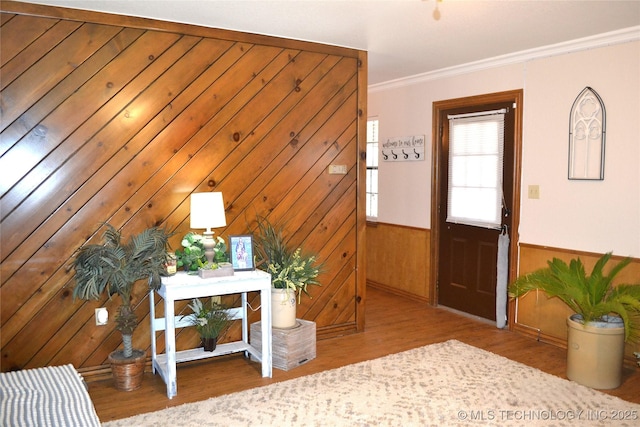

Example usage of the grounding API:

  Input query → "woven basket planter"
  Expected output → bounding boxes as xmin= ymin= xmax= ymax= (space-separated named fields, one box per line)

xmin=108 ymin=349 xmax=146 ymax=392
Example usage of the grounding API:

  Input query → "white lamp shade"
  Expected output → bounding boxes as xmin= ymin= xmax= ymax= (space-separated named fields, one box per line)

xmin=190 ymin=192 xmax=227 ymax=231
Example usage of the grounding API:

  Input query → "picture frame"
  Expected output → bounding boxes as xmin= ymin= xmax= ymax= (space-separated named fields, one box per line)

xmin=229 ymin=235 xmax=254 ymax=271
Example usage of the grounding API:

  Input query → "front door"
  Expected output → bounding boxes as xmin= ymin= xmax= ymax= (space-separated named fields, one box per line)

xmin=433 ymin=92 xmax=520 ymax=321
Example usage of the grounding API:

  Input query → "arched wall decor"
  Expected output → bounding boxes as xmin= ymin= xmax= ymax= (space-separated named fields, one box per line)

xmin=568 ymin=87 xmax=606 ymax=180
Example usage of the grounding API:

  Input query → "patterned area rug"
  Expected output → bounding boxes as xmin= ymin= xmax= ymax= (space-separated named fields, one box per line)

xmin=104 ymin=340 xmax=639 ymax=426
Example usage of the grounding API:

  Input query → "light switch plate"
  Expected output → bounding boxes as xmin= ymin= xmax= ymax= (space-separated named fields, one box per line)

xmin=328 ymin=164 xmax=347 ymax=174
xmin=528 ymin=185 xmax=540 ymax=199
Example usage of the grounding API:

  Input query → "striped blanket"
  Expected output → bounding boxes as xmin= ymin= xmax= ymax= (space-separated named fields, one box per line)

xmin=0 ymin=364 xmax=101 ymax=427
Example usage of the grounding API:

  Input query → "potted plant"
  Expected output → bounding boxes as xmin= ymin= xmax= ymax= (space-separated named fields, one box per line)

xmin=183 ymin=298 xmax=232 ymax=351
xmin=508 ymin=252 xmax=640 ymax=389
xmin=175 ymin=232 xmax=232 ymax=276
xmin=72 ymin=223 xmax=172 ymax=391
xmin=197 ymin=236 xmax=234 ymax=278
xmin=211 ymin=236 xmax=230 ymax=264
xmin=174 ymin=232 xmax=206 ymax=272
xmin=253 ymin=216 xmax=322 ymax=328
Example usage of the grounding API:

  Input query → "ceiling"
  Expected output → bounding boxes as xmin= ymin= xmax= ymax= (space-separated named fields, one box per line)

xmin=23 ymin=0 xmax=640 ymax=85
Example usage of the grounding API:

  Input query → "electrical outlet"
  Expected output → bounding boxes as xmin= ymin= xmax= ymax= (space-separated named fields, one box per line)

xmin=95 ymin=308 xmax=108 ymax=326
xmin=528 ymin=185 xmax=540 ymax=199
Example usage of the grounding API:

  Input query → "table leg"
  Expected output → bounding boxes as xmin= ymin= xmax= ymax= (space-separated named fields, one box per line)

xmin=149 ymin=291 xmax=157 ymax=374
xmin=165 ymin=297 xmax=177 ymax=398
xmin=261 ymin=287 xmax=272 ymax=378
xmin=241 ymin=292 xmax=248 ymax=344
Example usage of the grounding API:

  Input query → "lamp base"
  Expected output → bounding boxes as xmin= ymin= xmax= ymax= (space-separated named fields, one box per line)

xmin=202 ymin=231 xmax=215 ymax=264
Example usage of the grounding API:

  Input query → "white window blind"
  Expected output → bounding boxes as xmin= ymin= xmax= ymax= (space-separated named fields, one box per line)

xmin=447 ymin=109 xmax=506 ymax=229
xmin=366 ymin=119 xmax=379 ymax=219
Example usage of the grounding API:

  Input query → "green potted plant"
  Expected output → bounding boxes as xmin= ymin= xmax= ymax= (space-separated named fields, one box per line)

xmin=198 ymin=236 xmax=234 ymax=278
xmin=253 ymin=216 xmax=322 ymax=328
xmin=211 ymin=236 xmax=230 ymax=264
xmin=174 ymin=232 xmax=206 ymax=272
xmin=175 ymin=232 xmax=232 ymax=276
xmin=508 ymin=252 xmax=640 ymax=389
xmin=72 ymin=223 xmax=172 ymax=391
xmin=183 ymin=298 xmax=232 ymax=351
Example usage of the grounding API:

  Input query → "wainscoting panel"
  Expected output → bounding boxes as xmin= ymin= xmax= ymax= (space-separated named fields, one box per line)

xmin=366 ymin=222 xmax=431 ymax=302
xmin=0 ymin=1 xmax=367 ymax=373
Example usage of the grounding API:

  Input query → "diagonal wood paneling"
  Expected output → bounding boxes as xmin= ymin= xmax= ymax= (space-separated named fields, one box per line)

xmin=0 ymin=1 xmax=366 ymax=374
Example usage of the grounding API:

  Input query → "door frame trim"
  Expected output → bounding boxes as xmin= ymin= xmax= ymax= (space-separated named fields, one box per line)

xmin=430 ymin=89 xmax=524 ymax=330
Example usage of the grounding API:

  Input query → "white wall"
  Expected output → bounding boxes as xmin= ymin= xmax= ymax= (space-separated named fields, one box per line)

xmin=368 ymin=40 xmax=640 ymax=258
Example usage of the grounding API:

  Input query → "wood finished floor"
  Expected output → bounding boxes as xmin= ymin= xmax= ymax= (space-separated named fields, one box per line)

xmin=89 ymin=287 xmax=640 ymax=422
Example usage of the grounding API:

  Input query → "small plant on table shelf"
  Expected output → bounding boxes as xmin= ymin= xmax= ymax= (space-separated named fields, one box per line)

xmin=184 ymin=298 xmax=232 ymax=351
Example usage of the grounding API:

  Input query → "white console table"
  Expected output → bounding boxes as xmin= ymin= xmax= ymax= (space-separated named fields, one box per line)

xmin=150 ymin=270 xmax=272 ymax=398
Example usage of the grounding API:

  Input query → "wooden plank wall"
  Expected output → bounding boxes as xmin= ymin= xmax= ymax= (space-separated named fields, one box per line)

xmin=0 ymin=1 xmax=367 ymax=373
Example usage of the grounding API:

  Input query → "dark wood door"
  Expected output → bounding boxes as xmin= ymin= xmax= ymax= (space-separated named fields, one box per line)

xmin=437 ymin=101 xmax=515 ymax=321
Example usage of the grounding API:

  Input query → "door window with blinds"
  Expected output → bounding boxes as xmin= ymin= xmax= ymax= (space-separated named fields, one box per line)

xmin=366 ymin=118 xmax=379 ymax=219
xmin=447 ymin=109 xmax=506 ymax=229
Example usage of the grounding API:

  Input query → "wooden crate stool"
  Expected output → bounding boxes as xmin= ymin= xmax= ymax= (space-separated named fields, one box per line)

xmin=250 ymin=319 xmax=316 ymax=371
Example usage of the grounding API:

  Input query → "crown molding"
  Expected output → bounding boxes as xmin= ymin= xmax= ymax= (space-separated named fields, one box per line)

xmin=369 ymin=26 xmax=640 ymax=93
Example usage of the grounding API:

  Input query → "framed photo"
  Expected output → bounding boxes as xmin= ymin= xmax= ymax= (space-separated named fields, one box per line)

xmin=229 ymin=235 xmax=254 ymax=271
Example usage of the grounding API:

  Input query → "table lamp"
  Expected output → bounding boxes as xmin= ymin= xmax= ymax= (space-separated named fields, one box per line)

xmin=190 ymin=192 xmax=227 ymax=263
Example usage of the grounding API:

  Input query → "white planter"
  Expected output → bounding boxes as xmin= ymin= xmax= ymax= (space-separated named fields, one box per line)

xmin=566 ymin=314 xmax=625 ymax=389
xmin=271 ymin=288 xmax=297 ymax=329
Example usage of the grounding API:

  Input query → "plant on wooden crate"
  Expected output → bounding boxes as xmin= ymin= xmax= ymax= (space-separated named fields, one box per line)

xmin=72 ymin=223 xmax=172 ymax=390
xmin=252 ymin=215 xmax=324 ymax=329
xmin=253 ymin=216 xmax=322 ymax=303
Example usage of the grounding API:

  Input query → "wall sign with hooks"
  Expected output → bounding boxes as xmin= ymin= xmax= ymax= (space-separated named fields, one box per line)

xmin=381 ymin=135 xmax=425 ymax=162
